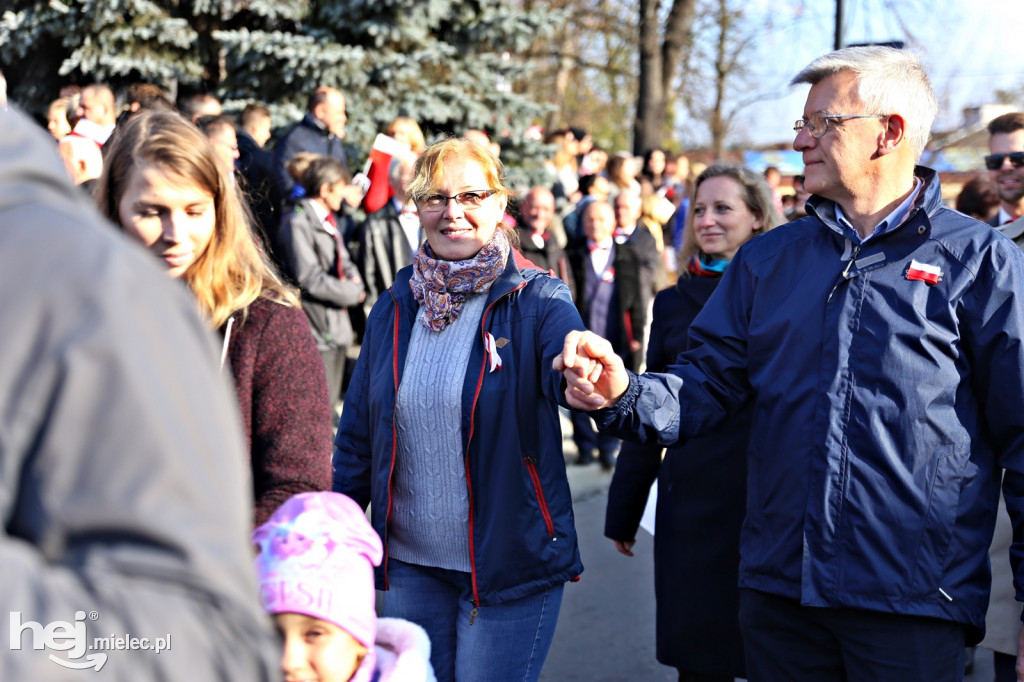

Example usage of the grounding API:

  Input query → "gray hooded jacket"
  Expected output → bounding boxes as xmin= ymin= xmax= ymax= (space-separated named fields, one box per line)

xmin=0 ymin=107 xmax=278 ymax=679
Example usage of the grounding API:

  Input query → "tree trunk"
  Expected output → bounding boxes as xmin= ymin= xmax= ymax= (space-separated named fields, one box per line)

xmin=634 ymin=0 xmax=697 ymax=156
xmin=710 ymin=0 xmax=729 ymax=160
xmin=548 ymin=28 xmax=579 ymax=132
xmin=634 ymin=0 xmax=663 ymax=156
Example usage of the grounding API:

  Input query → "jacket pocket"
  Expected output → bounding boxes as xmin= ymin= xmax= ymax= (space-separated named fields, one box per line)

xmin=524 ymin=456 xmax=555 ymax=538
xmin=911 ymin=442 xmax=970 ymax=590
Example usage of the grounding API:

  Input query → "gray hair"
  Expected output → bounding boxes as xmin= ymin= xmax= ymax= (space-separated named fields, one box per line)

xmin=790 ymin=46 xmax=937 ymax=160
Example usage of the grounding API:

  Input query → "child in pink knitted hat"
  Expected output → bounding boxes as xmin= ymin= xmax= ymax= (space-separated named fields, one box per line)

xmin=254 ymin=492 xmax=435 ymax=682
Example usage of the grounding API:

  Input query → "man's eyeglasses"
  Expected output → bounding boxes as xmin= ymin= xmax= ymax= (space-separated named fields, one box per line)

xmin=793 ymin=113 xmax=887 ymax=139
xmin=984 ymin=152 xmax=1024 ymax=171
xmin=417 ymin=189 xmax=497 ymax=211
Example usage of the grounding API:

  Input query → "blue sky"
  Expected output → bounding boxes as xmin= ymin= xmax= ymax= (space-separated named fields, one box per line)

xmin=700 ymin=0 xmax=1024 ymax=147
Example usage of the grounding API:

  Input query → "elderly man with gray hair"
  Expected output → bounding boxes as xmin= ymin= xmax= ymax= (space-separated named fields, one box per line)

xmin=556 ymin=45 xmax=1024 ymax=681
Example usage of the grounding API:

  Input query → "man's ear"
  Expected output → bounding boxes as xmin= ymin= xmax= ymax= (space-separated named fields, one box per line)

xmin=878 ymin=114 xmax=907 ymax=156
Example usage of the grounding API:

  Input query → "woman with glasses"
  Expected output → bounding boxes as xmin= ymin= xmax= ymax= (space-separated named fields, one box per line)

xmin=334 ymin=137 xmax=586 ymax=682
xmin=605 ymin=164 xmax=781 ymax=682
xmin=277 ymin=155 xmax=366 ymax=404
xmin=96 ymin=111 xmax=333 ymax=527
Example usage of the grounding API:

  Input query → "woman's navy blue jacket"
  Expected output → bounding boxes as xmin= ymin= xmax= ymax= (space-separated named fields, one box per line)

xmin=606 ymin=274 xmax=750 ymax=676
xmin=334 ymin=251 xmax=585 ymax=606
xmin=596 ymin=167 xmax=1024 ymax=642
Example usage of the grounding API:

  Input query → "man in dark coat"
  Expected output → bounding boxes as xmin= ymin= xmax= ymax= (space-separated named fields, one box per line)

xmin=565 ymin=200 xmax=645 ymax=469
xmin=271 ymin=86 xmax=362 ymax=211
xmin=559 ymin=46 xmax=1024 ymax=680
xmin=516 ymin=186 xmax=573 ymax=295
xmin=236 ymin=103 xmax=279 ymax=259
xmin=612 ymin=189 xmax=660 ymax=303
xmin=356 ymin=153 xmax=420 ymax=322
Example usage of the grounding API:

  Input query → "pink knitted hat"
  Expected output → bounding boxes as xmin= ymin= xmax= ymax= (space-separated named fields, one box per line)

xmin=253 ymin=492 xmax=383 ymax=651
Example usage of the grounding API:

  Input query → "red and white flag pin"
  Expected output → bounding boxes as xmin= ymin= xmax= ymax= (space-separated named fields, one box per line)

xmin=906 ymin=259 xmax=942 ymax=285
xmin=484 ymin=332 xmax=503 ymax=373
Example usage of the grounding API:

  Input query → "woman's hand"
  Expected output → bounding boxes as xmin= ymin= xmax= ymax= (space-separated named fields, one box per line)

xmin=553 ymin=330 xmax=630 ymax=410
xmin=612 ymin=539 xmax=636 ymax=557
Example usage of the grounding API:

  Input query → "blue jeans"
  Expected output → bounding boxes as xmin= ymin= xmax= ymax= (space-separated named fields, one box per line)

xmin=381 ymin=559 xmax=564 ymax=682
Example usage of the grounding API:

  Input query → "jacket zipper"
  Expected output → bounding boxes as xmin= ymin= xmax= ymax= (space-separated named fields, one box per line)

xmin=828 ymin=243 xmax=861 ymax=302
xmin=523 ymin=456 xmax=555 ymax=537
xmin=465 ymin=280 xmax=528 ymax=616
xmin=383 ymin=289 xmax=401 ymax=590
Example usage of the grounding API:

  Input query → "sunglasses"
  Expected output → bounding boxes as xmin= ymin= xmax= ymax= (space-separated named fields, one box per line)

xmin=984 ymin=152 xmax=1024 ymax=171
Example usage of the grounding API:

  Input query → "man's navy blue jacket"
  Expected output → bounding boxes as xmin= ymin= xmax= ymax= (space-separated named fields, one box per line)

xmin=596 ymin=167 xmax=1024 ymax=642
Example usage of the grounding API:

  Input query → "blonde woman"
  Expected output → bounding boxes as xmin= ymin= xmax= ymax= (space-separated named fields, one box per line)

xmin=335 ymin=137 xmax=585 ymax=682
xmin=96 ymin=111 xmax=332 ymax=526
xmin=605 ymin=164 xmax=781 ymax=680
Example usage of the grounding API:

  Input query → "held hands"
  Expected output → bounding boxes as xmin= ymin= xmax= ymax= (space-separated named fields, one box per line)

xmin=552 ymin=330 xmax=630 ymax=411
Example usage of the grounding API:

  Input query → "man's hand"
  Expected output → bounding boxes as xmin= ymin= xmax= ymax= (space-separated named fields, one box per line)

xmin=553 ymin=330 xmax=630 ymax=410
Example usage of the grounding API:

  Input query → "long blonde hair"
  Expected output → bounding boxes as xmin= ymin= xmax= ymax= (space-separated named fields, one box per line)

xmin=96 ymin=111 xmax=298 ymax=327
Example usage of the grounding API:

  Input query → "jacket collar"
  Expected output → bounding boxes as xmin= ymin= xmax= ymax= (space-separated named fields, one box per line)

xmin=807 ymin=165 xmax=941 ymax=243
xmin=301 ymin=113 xmax=331 ymax=137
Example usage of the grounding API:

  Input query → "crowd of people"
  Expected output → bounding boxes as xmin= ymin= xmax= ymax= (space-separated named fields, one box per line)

xmin=4 ymin=42 xmax=1024 ymax=682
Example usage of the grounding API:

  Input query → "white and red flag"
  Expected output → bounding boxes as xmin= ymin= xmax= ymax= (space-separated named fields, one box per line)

xmin=359 ymin=133 xmax=413 ymax=213
xmin=906 ymin=259 xmax=942 ymax=285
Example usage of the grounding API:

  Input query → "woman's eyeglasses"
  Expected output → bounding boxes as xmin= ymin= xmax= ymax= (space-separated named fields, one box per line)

xmin=417 ymin=189 xmax=497 ymax=211
xmin=984 ymin=152 xmax=1024 ymax=171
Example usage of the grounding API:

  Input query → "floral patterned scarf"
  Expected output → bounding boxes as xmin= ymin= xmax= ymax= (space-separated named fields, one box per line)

xmin=409 ymin=228 xmax=511 ymax=332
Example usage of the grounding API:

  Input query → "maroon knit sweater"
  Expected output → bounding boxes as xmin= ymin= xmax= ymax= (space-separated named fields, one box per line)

xmin=225 ymin=295 xmax=333 ymax=526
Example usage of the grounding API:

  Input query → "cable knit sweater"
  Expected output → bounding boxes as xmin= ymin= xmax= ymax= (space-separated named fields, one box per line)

xmin=389 ymin=294 xmax=487 ymax=571
xmin=224 ymin=295 xmax=334 ymax=526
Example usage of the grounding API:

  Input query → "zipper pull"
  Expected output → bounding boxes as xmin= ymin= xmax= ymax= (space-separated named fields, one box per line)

xmin=842 ymin=244 xmax=861 ymax=279
xmin=469 ymin=607 xmax=478 ymax=626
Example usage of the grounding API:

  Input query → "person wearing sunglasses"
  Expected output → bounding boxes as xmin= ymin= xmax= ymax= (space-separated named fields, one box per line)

xmin=334 ymin=137 xmax=586 ymax=682
xmin=556 ymin=45 xmax=1024 ymax=682
xmin=974 ymin=111 xmax=1024 ymax=682
xmin=985 ymin=112 xmax=1024 ymax=230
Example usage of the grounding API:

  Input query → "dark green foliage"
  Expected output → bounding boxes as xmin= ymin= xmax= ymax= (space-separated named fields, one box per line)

xmin=1 ymin=0 xmax=559 ymax=182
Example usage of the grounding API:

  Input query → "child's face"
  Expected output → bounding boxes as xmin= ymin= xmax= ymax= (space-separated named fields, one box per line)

xmin=276 ymin=613 xmax=367 ymax=682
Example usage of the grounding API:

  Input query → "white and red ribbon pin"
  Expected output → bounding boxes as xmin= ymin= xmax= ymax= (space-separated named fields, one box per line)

xmin=484 ymin=332 xmax=503 ymax=373
xmin=907 ymin=259 xmax=942 ymax=285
